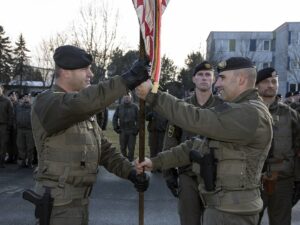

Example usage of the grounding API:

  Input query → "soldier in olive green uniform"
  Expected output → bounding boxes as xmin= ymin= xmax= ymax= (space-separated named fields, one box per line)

xmin=16 ymin=93 xmax=35 ymax=168
xmin=163 ymin=61 xmax=223 ymax=225
xmin=255 ymin=67 xmax=300 ymax=225
xmin=146 ymin=110 xmax=168 ymax=158
xmin=113 ymin=93 xmax=139 ymax=161
xmin=31 ymin=45 xmax=149 ymax=225
xmin=0 ymin=85 xmax=14 ymax=168
xmin=7 ymin=91 xmax=19 ymax=164
xmin=135 ymin=57 xmax=273 ymax=225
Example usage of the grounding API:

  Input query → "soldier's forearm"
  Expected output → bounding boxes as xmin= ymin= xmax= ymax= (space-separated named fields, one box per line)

xmin=151 ymin=140 xmax=192 ymax=171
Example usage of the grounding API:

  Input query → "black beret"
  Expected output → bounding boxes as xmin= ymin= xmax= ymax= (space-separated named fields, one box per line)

xmin=285 ymin=91 xmax=294 ymax=98
xmin=53 ymin=45 xmax=93 ymax=70
xmin=217 ymin=57 xmax=255 ymax=73
xmin=193 ymin=61 xmax=213 ymax=76
xmin=256 ymin=67 xmax=277 ymax=84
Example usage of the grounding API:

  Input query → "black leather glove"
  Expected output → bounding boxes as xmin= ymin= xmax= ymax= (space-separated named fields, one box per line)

xmin=128 ymin=170 xmax=150 ymax=192
xmin=121 ymin=59 xmax=150 ymax=90
xmin=292 ymin=181 xmax=300 ymax=206
xmin=113 ymin=126 xmax=121 ymax=134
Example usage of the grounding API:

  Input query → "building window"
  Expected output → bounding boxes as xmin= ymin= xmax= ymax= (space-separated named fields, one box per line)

xmin=287 ymin=56 xmax=290 ymax=70
xmin=219 ymin=40 xmax=229 ymax=52
xmin=291 ymin=60 xmax=300 ymax=70
xmin=288 ymin=31 xmax=292 ymax=45
xmin=298 ymin=32 xmax=300 ymax=44
xmin=229 ymin=39 xmax=236 ymax=52
xmin=263 ymin=62 xmax=271 ymax=68
xmin=263 ymin=40 xmax=271 ymax=51
xmin=290 ymin=83 xmax=296 ymax=92
xmin=250 ymin=39 xmax=256 ymax=51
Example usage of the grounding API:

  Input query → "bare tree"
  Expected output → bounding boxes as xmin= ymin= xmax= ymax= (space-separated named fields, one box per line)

xmin=34 ymin=0 xmax=120 ymax=84
xmin=34 ymin=34 xmax=69 ymax=86
xmin=70 ymin=0 xmax=120 ymax=83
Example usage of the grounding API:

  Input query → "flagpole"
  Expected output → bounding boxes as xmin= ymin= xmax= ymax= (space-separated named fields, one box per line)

xmin=138 ymin=30 xmax=146 ymax=225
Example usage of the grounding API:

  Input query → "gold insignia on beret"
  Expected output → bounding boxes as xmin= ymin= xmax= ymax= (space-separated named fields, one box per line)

xmin=204 ymin=63 xmax=211 ymax=69
xmin=168 ymin=125 xmax=175 ymax=137
xmin=217 ymin=61 xmax=227 ymax=70
xmin=271 ymin=71 xmax=277 ymax=76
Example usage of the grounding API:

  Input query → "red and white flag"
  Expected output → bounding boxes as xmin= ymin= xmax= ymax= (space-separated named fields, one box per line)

xmin=132 ymin=0 xmax=170 ymax=93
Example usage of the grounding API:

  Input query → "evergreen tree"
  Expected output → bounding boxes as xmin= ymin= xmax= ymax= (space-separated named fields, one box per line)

xmin=13 ymin=33 xmax=30 ymax=82
xmin=0 ymin=26 xmax=13 ymax=83
xmin=178 ymin=51 xmax=204 ymax=91
xmin=160 ymin=55 xmax=177 ymax=91
xmin=107 ymin=48 xmax=138 ymax=78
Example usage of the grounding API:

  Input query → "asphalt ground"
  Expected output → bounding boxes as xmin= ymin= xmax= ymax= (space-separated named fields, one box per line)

xmin=1 ymin=164 xmax=300 ymax=225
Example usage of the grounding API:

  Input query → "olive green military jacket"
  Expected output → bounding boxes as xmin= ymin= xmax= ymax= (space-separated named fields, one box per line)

xmin=146 ymin=88 xmax=273 ymax=214
xmin=268 ymin=97 xmax=300 ymax=180
xmin=32 ymin=76 xmax=133 ymax=190
xmin=0 ymin=95 xmax=13 ymax=126
xmin=162 ymin=94 xmax=223 ymax=178
xmin=113 ymin=102 xmax=139 ymax=132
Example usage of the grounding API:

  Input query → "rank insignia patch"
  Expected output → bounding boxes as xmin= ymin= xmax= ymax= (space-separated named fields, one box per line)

xmin=168 ymin=125 xmax=175 ymax=137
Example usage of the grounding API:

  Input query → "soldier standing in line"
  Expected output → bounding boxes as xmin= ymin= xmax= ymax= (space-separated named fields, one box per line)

xmin=15 ymin=93 xmax=35 ymax=168
xmin=0 ymin=84 xmax=13 ymax=168
xmin=146 ymin=110 xmax=168 ymax=158
xmin=96 ymin=107 xmax=108 ymax=130
xmin=162 ymin=61 xmax=223 ymax=225
xmin=31 ymin=45 xmax=149 ymax=225
xmin=284 ymin=91 xmax=295 ymax=105
xmin=135 ymin=57 xmax=273 ymax=225
xmin=255 ymin=67 xmax=300 ymax=225
xmin=289 ymin=91 xmax=300 ymax=113
xmin=7 ymin=91 xmax=19 ymax=163
xmin=113 ymin=93 xmax=139 ymax=161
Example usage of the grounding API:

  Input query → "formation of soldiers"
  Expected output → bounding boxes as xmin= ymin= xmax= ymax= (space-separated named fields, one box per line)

xmin=0 ymin=87 xmax=37 ymax=169
xmin=135 ymin=58 xmax=300 ymax=225
xmin=1 ymin=44 xmax=300 ymax=225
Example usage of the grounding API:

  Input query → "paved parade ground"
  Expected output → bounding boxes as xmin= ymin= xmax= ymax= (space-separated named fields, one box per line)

xmin=1 ymin=164 xmax=300 ymax=225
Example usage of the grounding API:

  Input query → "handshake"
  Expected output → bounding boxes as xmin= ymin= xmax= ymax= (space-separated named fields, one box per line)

xmin=128 ymin=157 xmax=156 ymax=192
xmin=128 ymin=170 xmax=150 ymax=193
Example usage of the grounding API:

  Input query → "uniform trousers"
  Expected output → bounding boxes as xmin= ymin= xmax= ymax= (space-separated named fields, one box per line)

xmin=178 ymin=173 xmax=204 ymax=225
xmin=119 ymin=130 xmax=136 ymax=161
xmin=47 ymin=199 xmax=89 ymax=225
xmin=8 ymin=127 xmax=18 ymax=160
xmin=258 ymin=177 xmax=294 ymax=225
xmin=0 ymin=124 xmax=9 ymax=157
xmin=149 ymin=131 xmax=165 ymax=158
xmin=203 ymin=208 xmax=259 ymax=225
xmin=17 ymin=128 xmax=35 ymax=162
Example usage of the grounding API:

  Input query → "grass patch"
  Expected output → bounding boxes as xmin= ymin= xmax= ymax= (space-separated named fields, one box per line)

xmin=103 ymin=120 xmax=150 ymax=159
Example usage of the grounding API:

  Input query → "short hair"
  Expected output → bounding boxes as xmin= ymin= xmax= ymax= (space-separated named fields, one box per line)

xmin=54 ymin=65 xmax=62 ymax=78
xmin=233 ymin=67 xmax=257 ymax=87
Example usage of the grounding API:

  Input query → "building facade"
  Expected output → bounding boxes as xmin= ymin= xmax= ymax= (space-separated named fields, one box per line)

xmin=206 ymin=22 xmax=300 ymax=95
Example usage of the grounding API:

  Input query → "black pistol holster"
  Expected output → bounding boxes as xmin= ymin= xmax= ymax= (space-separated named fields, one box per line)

xmin=22 ymin=187 xmax=54 ymax=225
xmin=190 ymin=148 xmax=216 ymax=192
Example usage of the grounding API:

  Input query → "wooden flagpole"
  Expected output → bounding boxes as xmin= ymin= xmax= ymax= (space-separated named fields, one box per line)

xmin=138 ymin=30 xmax=146 ymax=225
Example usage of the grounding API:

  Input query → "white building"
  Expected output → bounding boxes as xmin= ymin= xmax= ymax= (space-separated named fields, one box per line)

xmin=206 ymin=22 xmax=300 ymax=95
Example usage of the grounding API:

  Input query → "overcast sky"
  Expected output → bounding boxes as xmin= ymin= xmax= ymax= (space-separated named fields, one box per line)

xmin=1 ymin=0 xmax=299 ymax=67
